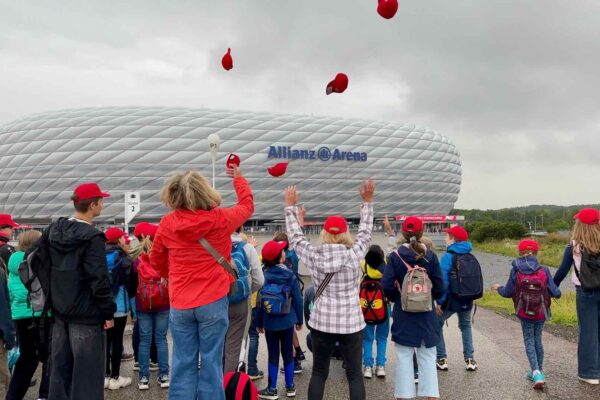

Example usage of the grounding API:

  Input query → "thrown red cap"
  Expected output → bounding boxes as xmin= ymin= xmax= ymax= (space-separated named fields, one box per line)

xmin=0 ymin=214 xmax=20 ymax=229
xmin=402 ymin=216 xmax=423 ymax=233
xmin=72 ymin=183 xmax=110 ymax=202
xmin=261 ymin=240 xmax=288 ymax=262
xmin=377 ymin=0 xmax=399 ymax=19
xmin=134 ymin=222 xmax=159 ymax=239
xmin=324 ymin=215 xmax=348 ymax=235
xmin=326 ymin=73 xmax=349 ymax=95
xmin=444 ymin=226 xmax=469 ymax=242
xmin=519 ymin=239 xmax=539 ymax=252
xmin=574 ymin=208 xmax=600 ymax=225
xmin=267 ymin=162 xmax=288 ymax=177
xmin=105 ymin=227 xmax=126 ymax=243
xmin=226 ymin=153 xmax=241 ymax=169
xmin=222 ymin=48 xmax=233 ymax=71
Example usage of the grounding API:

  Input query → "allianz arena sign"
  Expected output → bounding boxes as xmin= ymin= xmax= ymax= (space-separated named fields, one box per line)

xmin=267 ymin=145 xmax=368 ymax=162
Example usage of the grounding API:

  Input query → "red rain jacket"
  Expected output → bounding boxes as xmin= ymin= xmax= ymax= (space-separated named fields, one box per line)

xmin=150 ymin=177 xmax=254 ymax=309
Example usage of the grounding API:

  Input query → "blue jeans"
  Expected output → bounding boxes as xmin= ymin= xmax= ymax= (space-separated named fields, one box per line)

xmin=247 ymin=307 xmax=260 ymax=375
xmin=437 ymin=309 xmax=474 ymax=360
xmin=169 ymin=296 xmax=229 ymax=400
xmin=394 ymin=343 xmax=439 ymax=399
xmin=363 ymin=317 xmax=390 ymax=367
xmin=138 ymin=310 xmax=170 ymax=378
xmin=576 ymin=287 xmax=600 ymax=379
xmin=520 ymin=320 xmax=544 ymax=372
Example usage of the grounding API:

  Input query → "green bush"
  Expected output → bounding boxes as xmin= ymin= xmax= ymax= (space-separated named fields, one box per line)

xmin=467 ymin=221 xmax=527 ymax=242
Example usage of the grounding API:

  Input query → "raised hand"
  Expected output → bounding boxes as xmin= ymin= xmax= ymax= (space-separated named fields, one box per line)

xmin=248 ymin=235 xmax=260 ymax=248
xmin=383 ymin=215 xmax=394 ymax=236
xmin=359 ymin=179 xmax=376 ymax=203
xmin=226 ymin=165 xmax=242 ymax=179
xmin=285 ymin=186 xmax=298 ymax=207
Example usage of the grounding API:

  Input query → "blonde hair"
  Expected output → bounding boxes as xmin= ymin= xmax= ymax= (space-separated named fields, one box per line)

xmin=160 ymin=170 xmax=222 ymax=211
xmin=239 ymin=232 xmax=249 ymax=242
xmin=319 ymin=230 xmax=354 ymax=249
xmin=402 ymin=231 xmax=426 ymax=260
xmin=572 ymin=220 xmax=600 ymax=255
xmin=421 ymin=235 xmax=435 ymax=251
xmin=519 ymin=250 xmax=538 ymax=257
xmin=141 ymin=236 xmax=153 ymax=254
xmin=17 ymin=230 xmax=42 ymax=252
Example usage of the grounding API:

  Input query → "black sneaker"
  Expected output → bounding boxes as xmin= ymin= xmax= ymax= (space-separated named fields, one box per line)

xmin=465 ymin=358 xmax=478 ymax=371
xmin=280 ymin=363 xmax=303 ymax=375
xmin=248 ymin=370 xmax=264 ymax=381
xmin=286 ymin=384 xmax=296 ymax=398
xmin=258 ymin=387 xmax=279 ymax=399
xmin=295 ymin=349 xmax=306 ymax=361
xmin=436 ymin=358 xmax=449 ymax=371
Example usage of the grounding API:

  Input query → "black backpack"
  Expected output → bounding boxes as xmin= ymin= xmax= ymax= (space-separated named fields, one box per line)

xmin=449 ymin=252 xmax=484 ymax=302
xmin=577 ymin=249 xmax=600 ymax=290
xmin=18 ymin=234 xmax=52 ymax=316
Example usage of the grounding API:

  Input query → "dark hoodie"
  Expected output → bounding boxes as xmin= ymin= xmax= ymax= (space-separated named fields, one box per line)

xmin=257 ymin=264 xmax=303 ymax=331
xmin=498 ymin=256 xmax=561 ymax=301
xmin=382 ymin=243 xmax=444 ymax=348
xmin=47 ymin=217 xmax=116 ymax=325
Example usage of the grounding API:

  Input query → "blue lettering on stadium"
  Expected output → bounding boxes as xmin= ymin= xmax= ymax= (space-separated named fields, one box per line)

xmin=267 ymin=146 xmax=367 ymax=162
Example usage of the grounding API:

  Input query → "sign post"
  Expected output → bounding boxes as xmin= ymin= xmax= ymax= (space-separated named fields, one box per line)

xmin=124 ymin=191 xmax=141 ymax=233
xmin=207 ymin=133 xmax=220 ymax=189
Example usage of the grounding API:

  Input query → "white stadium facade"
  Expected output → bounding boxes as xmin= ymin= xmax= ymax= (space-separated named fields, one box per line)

xmin=0 ymin=107 xmax=462 ymax=227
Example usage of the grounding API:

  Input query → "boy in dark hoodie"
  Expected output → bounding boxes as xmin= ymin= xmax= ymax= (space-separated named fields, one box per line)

xmin=257 ymin=240 xmax=303 ymax=400
xmin=492 ymin=239 xmax=561 ymax=390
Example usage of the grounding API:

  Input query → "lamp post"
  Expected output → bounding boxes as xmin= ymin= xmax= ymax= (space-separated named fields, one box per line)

xmin=207 ymin=134 xmax=221 ymax=189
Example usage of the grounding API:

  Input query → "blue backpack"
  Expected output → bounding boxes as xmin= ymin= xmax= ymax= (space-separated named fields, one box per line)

xmin=106 ymin=251 xmax=124 ymax=296
xmin=260 ymin=282 xmax=292 ymax=316
xmin=448 ymin=252 xmax=483 ymax=308
xmin=228 ymin=242 xmax=251 ymax=304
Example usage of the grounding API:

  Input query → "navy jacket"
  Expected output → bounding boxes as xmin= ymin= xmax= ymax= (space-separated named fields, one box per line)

xmin=257 ymin=264 xmax=303 ymax=331
xmin=498 ymin=256 xmax=562 ymax=301
xmin=382 ymin=244 xmax=445 ymax=348
xmin=0 ymin=271 xmax=15 ymax=349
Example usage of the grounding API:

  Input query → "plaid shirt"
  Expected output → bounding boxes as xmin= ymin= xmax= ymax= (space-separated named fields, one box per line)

xmin=285 ymin=203 xmax=374 ymax=334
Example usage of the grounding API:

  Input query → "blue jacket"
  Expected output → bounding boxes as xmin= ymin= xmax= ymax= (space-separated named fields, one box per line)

xmin=498 ymin=256 xmax=562 ymax=304
xmin=285 ymin=250 xmax=300 ymax=275
xmin=438 ymin=241 xmax=474 ymax=306
xmin=382 ymin=244 xmax=445 ymax=348
xmin=257 ymin=264 xmax=303 ymax=331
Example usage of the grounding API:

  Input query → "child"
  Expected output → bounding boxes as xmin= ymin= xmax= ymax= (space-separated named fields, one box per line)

xmin=361 ymin=244 xmax=390 ymax=379
xmin=257 ymin=240 xmax=303 ymax=399
xmin=491 ymin=239 xmax=561 ymax=389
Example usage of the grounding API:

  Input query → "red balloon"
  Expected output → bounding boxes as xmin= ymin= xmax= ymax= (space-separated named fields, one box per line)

xmin=226 ymin=153 xmax=240 ymax=169
xmin=267 ymin=162 xmax=288 ymax=177
xmin=326 ymin=73 xmax=349 ymax=95
xmin=221 ymin=48 xmax=233 ymax=71
xmin=377 ymin=0 xmax=398 ymax=19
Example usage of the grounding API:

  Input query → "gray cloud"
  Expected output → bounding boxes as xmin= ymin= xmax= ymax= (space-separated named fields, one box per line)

xmin=1 ymin=0 xmax=599 ymax=209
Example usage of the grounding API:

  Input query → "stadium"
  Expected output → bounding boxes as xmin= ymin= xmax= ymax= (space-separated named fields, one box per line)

xmin=0 ymin=107 xmax=462 ymax=229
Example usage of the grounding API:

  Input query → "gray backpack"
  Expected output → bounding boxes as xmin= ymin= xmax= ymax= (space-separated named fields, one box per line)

xmin=396 ymin=252 xmax=433 ymax=313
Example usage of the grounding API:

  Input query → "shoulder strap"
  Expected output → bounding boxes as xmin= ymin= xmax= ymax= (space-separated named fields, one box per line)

xmin=199 ymin=238 xmax=238 ymax=279
xmin=314 ymin=273 xmax=334 ymax=302
xmin=394 ymin=250 xmax=415 ymax=271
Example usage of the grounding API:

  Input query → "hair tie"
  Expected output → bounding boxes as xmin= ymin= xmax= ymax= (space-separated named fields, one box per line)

xmin=410 ymin=236 xmax=417 ymax=242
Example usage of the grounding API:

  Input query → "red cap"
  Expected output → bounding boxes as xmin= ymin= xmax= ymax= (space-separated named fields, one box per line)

xmin=134 ymin=222 xmax=158 ymax=240
xmin=326 ymin=73 xmax=349 ymax=95
xmin=222 ymin=48 xmax=233 ymax=71
xmin=261 ymin=240 xmax=288 ymax=262
xmin=402 ymin=217 xmax=423 ymax=234
xmin=105 ymin=227 xmax=126 ymax=243
xmin=518 ymin=239 xmax=539 ymax=252
xmin=0 ymin=214 xmax=20 ymax=228
xmin=377 ymin=0 xmax=399 ymax=19
xmin=267 ymin=162 xmax=288 ymax=177
xmin=324 ymin=215 xmax=348 ymax=235
xmin=574 ymin=208 xmax=600 ymax=225
xmin=444 ymin=226 xmax=469 ymax=242
xmin=72 ymin=183 xmax=110 ymax=202
xmin=226 ymin=153 xmax=241 ymax=169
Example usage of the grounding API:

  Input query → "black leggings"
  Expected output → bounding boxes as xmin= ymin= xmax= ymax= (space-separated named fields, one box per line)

xmin=307 ymin=328 xmax=365 ymax=400
xmin=6 ymin=318 xmax=50 ymax=400
xmin=105 ymin=316 xmax=127 ymax=378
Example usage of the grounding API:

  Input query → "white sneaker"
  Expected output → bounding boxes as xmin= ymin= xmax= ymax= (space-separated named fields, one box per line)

xmin=138 ymin=377 xmax=150 ymax=390
xmin=363 ymin=366 xmax=373 ymax=379
xmin=108 ymin=376 xmax=132 ymax=390
xmin=104 ymin=377 xmax=110 ymax=389
xmin=376 ymin=366 xmax=386 ymax=378
xmin=579 ymin=377 xmax=600 ymax=385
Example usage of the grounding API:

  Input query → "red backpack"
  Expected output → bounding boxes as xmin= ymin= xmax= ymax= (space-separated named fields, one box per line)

xmin=224 ymin=371 xmax=258 ymax=400
xmin=513 ymin=269 xmax=551 ymax=321
xmin=359 ymin=278 xmax=389 ymax=325
xmin=137 ymin=279 xmax=169 ymax=311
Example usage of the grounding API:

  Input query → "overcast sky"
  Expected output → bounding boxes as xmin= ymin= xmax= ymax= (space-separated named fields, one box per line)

xmin=1 ymin=0 xmax=599 ymax=210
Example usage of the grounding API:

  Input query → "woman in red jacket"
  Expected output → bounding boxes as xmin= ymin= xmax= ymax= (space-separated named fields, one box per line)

xmin=150 ymin=165 xmax=254 ymax=400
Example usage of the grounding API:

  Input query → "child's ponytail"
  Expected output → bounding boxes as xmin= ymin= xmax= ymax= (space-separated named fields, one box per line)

xmin=402 ymin=231 xmax=426 ymax=260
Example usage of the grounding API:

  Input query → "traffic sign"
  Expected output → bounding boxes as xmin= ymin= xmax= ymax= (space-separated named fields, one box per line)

xmin=125 ymin=192 xmax=141 ymax=225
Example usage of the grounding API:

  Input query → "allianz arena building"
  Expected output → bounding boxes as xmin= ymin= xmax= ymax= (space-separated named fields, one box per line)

xmin=0 ymin=107 xmax=462 ymax=228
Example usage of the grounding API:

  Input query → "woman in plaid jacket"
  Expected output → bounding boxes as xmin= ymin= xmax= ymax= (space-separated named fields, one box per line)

xmin=284 ymin=180 xmax=375 ymax=400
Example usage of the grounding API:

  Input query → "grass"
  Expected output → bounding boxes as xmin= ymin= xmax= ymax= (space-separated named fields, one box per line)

xmin=473 ymin=233 xmax=569 ymax=268
xmin=477 ymin=291 xmax=578 ymax=327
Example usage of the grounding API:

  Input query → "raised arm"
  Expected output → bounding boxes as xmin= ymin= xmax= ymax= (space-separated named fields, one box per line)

xmin=221 ymin=166 xmax=255 ymax=232
xmin=352 ymin=180 xmax=375 ymax=257
xmin=284 ymin=186 xmax=316 ymax=266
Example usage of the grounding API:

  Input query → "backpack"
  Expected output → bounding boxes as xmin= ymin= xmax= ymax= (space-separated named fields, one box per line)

xmin=577 ymin=249 xmax=600 ymax=290
xmin=513 ymin=269 xmax=551 ymax=321
xmin=260 ymin=282 xmax=292 ymax=316
xmin=359 ymin=277 xmax=388 ymax=324
xmin=137 ymin=279 xmax=169 ymax=311
xmin=18 ymin=235 xmax=51 ymax=315
xmin=106 ymin=250 xmax=124 ymax=296
xmin=396 ymin=252 xmax=433 ymax=313
xmin=223 ymin=371 xmax=258 ymax=400
xmin=449 ymin=252 xmax=484 ymax=302
xmin=229 ymin=242 xmax=251 ymax=304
